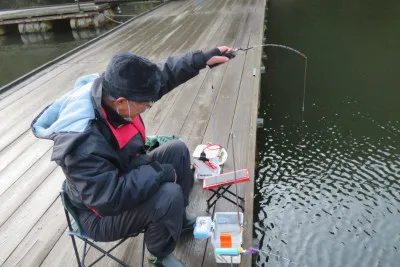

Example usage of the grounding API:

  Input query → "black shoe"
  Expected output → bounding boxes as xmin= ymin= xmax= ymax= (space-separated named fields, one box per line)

xmin=149 ymin=253 xmax=186 ymax=267
xmin=182 ymin=211 xmax=196 ymax=233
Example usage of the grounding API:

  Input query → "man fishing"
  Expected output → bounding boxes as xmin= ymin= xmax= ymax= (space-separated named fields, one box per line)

xmin=31 ymin=46 xmax=232 ymax=267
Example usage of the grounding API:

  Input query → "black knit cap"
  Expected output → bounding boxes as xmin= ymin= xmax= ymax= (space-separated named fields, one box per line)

xmin=102 ymin=52 xmax=161 ymax=102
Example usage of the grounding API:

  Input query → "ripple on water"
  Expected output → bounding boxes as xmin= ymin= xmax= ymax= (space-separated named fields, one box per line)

xmin=254 ymin=121 xmax=400 ymax=267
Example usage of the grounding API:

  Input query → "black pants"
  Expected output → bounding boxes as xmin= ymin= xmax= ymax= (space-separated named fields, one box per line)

xmin=78 ymin=140 xmax=194 ymax=258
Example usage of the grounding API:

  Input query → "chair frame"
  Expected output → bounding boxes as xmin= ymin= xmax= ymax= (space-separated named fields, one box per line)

xmin=61 ymin=186 xmax=145 ymax=267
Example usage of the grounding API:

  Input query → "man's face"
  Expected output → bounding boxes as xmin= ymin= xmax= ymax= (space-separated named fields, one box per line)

xmin=115 ymin=98 xmax=153 ymax=120
xmin=130 ymin=101 xmax=154 ymax=114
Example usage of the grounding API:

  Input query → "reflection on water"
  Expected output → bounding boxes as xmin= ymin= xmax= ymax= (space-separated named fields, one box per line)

xmin=0 ymin=31 xmax=88 ymax=87
xmin=254 ymin=0 xmax=400 ymax=266
xmin=255 ymin=120 xmax=399 ymax=267
xmin=0 ymin=2 xmax=160 ymax=87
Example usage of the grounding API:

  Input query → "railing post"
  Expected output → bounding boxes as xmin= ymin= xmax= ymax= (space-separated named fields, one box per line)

xmin=75 ymin=0 xmax=82 ymax=12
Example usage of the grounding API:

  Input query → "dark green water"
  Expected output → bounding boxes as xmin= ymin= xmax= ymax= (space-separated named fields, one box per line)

xmin=254 ymin=0 xmax=400 ymax=266
xmin=0 ymin=2 xmax=159 ymax=88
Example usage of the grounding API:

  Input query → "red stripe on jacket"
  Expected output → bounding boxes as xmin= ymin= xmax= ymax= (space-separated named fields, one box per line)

xmin=101 ymin=107 xmax=146 ymax=149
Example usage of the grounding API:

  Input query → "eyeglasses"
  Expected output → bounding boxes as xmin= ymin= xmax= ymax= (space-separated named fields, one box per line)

xmin=141 ymin=102 xmax=154 ymax=109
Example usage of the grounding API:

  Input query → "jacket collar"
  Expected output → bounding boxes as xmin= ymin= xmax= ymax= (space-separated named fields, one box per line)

xmin=91 ymin=77 xmax=130 ymax=128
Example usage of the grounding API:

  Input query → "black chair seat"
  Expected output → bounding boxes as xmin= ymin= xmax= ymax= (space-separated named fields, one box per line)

xmin=60 ymin=180 xmax=145 ymax=267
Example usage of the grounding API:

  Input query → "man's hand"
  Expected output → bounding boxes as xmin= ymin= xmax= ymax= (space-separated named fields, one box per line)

xmin=160 ymin=164 xmax=177 ymax=183
xmin=206 ymin=46 xmax=233 ymax=66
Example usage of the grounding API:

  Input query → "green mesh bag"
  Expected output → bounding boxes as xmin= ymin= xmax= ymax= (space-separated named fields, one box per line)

xmin=145 ymin=135 xmax=183 ymax=152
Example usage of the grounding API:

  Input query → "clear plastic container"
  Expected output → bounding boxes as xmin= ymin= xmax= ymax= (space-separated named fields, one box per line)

xmin=193 ymin=216 xmax=213 ymax=239
xmin=212 ymin=212 xmax=243 ymax=264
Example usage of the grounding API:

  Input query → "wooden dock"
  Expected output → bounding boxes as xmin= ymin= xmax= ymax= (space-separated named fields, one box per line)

xmin=0 ymin=0 xmax=265 ymax=266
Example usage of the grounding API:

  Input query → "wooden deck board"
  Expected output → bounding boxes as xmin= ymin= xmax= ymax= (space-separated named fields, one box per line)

xmin=0 ymin=167 xmax=64 ymax=265
xmin=0 ymin=0 xmax=265 ymax=266
xmin=175 ymin=1 xmax=256 ymax=265
xmin=0 ymin=131 xmax=36 ymax=172
xmin=0 ymin=149 xmax=56 ymax=227
xmin=0 ymin=139 xmax=53 ymax=196
xmin=199 ymin=1 xmax=262 ymax=265
xmin=3 ymin=198 xmax=66 ymax=267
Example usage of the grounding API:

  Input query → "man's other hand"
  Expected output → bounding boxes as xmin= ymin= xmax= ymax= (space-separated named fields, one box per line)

xmin=206 ymin=46 xmax=233 ymax=66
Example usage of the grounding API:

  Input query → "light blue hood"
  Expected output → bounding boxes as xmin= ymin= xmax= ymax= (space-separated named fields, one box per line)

xmin=32 ymin=74 xmax=100 ymax=138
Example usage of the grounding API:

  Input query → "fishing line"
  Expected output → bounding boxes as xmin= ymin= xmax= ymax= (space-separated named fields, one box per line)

xmin=211 ymin=71 xmax=217 ymax=143
xmin=230 ymin=132 xmax=241 ymax=231
xmin=234 ymin=43 xmax=308 ymax=139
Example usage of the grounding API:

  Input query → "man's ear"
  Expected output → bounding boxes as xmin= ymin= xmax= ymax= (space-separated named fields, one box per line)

xmin=115 ymin=97 xmax=128 ymax=105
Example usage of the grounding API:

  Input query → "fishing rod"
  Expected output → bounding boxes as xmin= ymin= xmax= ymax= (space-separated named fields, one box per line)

xmin=227 ymin=43 xmax=308 ymax=138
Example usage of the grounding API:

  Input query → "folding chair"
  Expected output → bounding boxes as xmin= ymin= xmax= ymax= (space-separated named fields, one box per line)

xmin=60 ymin=181 xmax=145 ymax=267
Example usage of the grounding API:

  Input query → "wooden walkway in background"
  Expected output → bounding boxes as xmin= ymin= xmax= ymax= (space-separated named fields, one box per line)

xmin=0 ymin=0 xmax=265 ymax=266
xmin=0 ymin=3 xmax=112 ymax=25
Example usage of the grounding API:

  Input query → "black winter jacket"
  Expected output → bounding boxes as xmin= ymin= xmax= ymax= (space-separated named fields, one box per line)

xmin=31 ymin=51 xmax=211 ymax=216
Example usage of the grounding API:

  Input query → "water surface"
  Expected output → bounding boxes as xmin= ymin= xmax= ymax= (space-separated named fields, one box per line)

xmin=254 ymin=0 xmax=400 ymax=266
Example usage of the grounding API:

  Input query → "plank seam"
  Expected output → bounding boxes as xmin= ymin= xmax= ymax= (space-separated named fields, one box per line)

xmin=0 ymin=64 xmax=73 ymax=112
xmin=0 ymin=163 xmax=58 ymax=228
xmin=0 ymin=145 xmax=54 ymax=200
xmin=3 ymin=194 xmax=61 ymax=265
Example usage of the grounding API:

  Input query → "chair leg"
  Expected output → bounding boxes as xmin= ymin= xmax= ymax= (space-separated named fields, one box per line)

xmin=141 ymin=237 xmax=145 ymax=267
xmin=85 ymin=238 xmax=130 ymax=267
xmin=81 ymin=241 xmax=88 ymax=266
xmin=64 ymin=209 xmax=82 ymax=267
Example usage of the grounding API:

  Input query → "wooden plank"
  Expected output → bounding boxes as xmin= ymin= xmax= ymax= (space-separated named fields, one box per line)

xmin=0 ymin=131 xmax=36 ymax=173
xmin=0 ymin=149 xmax=57 ymax=227
xmin=140 ymin=9 xmax=211 ymax=128
xmin=153 ymin=0 xmax=232 ymax=136
xmin=143 ymin=14 xmax=217 ymax=132
xmin=64 ymin=1 xmax=191 ymax=64
xmin=0 ymin=139 xmax=53 ymax=196
xmin=3 ymin=197 xmax=66 ymax=267
xmin=201 ymin=0 xmax=266 ymax=266
xmin=87 ymin=1 xmax=198 ymax=64
xmin=65 ymin=18 xmax=164 ymax=64
xmin=154 ymin=71 xmax=208 ymax=136
xmin=175 ymin=136 xmax=209 ymax=267
xmin=153 ymin=0 xmax=247 ymax=264
xmin=0 ymin=167 xmax=64 ymax=266
xmin=0 ymin=63 xmax=71 ymax=108
xmin=178 ymin=0 xmax=252 ymax=142
xmin=138 ymin=0 xmax=228 ymax=124
xmin=175 ymin=0 xmax=256 ymax=265
xmin=40 ymin=229 xmax=87 ymax=267
xmin=0 ymin=63 xmax=93 ymax=133
xmin=234 ymin=2 xmax=266 ymax=267
xmin=0 ymin=64 xmax=105 ymax=152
